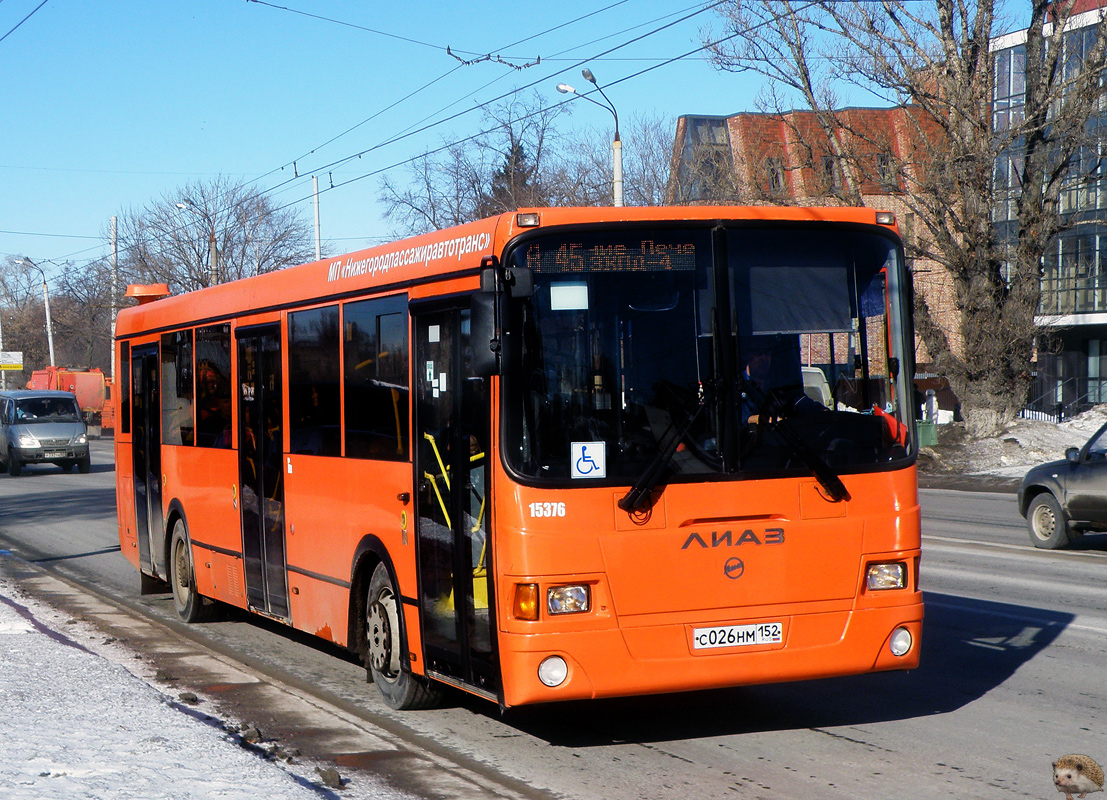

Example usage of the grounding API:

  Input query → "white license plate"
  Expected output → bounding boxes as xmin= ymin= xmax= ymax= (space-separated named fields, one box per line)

xmin=44 ymin=451 xmax=65 ymax=459
xmin=692 ymin=621 xmax=783 ymax=650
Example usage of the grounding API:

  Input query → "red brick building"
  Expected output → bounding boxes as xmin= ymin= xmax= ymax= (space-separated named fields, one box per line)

xmin=671 ymin=109 xmax=958 ymax=373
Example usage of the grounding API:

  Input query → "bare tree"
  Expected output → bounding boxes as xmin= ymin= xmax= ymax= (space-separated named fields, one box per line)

xmin=116 ymin=176 xmax=318 ymax=294
xmin=707 ymin=0 xmax=1107 ymax=435
xmin=0 ymin=257 xmax=57 ymax=383
xmin=381 ymin=97 xmax=682 ymax=237
xmin=380 ymin=92 xmax=572 ymax=236
xmin=563 ymin=112 xmax=683 ymax=206
xmin=53 ymin=258 xmax=114 ymax=371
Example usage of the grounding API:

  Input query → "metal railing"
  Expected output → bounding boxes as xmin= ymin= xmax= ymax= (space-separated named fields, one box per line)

xmin=1020 ymin=377 xmax=1096 ymax=422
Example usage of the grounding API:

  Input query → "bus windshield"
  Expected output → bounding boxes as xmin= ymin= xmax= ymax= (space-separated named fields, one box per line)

xmin=502 ymin=223 xmax=912 ymax=486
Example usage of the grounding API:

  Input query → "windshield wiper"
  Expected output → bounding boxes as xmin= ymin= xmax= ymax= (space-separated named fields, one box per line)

xmin=739 ymin=379 xmax=851 ymax=503
xmin=619 ymin=388 xmax=709 ymax=514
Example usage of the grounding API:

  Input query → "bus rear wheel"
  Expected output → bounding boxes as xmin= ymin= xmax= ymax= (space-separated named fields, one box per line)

xmin=169 ymin=519 xmax=215 ymax=622
xmin=366 ymin=562 xmax=441 ymax=710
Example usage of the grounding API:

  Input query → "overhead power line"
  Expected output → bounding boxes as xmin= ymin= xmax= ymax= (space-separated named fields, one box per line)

xmin=0 ymin=0 xmax=49 ymax=44
xmin=39 ymin=0 xmax=782 ymax=265
xmin=262 ymin=2 xmax=820 ymax=218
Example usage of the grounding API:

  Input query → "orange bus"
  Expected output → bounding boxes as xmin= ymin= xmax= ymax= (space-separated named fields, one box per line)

xmin=114 ymin=206 xmax=922 ymax=709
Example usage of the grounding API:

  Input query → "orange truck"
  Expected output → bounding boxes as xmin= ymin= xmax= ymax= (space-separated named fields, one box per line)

xmin=26 ymin=366 xmax=110 ymax=437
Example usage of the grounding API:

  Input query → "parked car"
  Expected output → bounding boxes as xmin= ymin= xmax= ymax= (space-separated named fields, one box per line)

xmin=0 ymin=390 xmax=90 ymax=476
xmin=1018 ymin=421 xmax=1107 ymax=549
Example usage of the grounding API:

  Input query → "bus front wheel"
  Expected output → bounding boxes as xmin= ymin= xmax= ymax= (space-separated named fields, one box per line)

xmin=366 ymin=562 xmax=441 ymax=710
xmin=169 ymin=519 xmax=215 ymax=622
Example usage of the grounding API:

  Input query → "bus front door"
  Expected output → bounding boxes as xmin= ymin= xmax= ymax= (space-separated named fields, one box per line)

xmin=131 ymin=344 xmax=164 ymax=578
xmin=236 ymin=324 xmax=289 ymax=619
xmin=414 ymin=305 xmax=499 ymax=699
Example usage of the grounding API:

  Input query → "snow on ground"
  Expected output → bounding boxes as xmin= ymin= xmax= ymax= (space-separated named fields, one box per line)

xmin=923 ymin=406 xmax=1107 ymax=478
xmin=0 ymin=573 xmax=408 ymax=800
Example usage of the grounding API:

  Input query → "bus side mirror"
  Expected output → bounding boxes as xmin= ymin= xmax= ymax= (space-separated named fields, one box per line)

xmin=505 ymin=267 xmax=534 ymax=298
xmin=471 ymin=292 xmax=498 ymax=378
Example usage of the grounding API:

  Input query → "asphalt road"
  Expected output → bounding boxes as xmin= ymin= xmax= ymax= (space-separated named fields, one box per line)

xmin=1 ymin=444 xmax=1104 ymax=800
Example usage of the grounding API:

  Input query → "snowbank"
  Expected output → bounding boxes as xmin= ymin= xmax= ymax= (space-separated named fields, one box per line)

xmin=923 ymin=406 xmax=1107 ymax=478
xmin=0 ymin=572 xmax=404 ymax=800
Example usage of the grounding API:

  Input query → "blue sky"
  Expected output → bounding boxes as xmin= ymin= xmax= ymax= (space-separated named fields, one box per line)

xmin=1 ymin=0 xmax=771 ymax=274
xmin=0 ymin=1 xmax=1036 ymax=276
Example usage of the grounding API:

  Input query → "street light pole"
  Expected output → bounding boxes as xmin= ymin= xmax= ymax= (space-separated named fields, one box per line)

xmin=15 ymin=257 xmax=55 ymax=368
xmin=176 ymin=198 xmax=219 ymax=287
xmin=0 ymin=303 xmax=5 ymax=391
xmin=557 ymin=68 xmax=623 ymax=207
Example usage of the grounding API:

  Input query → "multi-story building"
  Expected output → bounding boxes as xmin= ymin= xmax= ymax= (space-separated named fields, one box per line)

xmin=994 ymin=0 xmax=1107 ymax=415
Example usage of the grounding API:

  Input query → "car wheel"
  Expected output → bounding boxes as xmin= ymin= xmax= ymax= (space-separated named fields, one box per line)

xmin=8 ymin=450 xmax=21 ymax=477
xmin=1027 ymin=493 xmax=1071 ymax=549
xmin=169 ymin=518 xmax=215 ymax=622
xmin=365 ymin=562 xmax=442 ymax=710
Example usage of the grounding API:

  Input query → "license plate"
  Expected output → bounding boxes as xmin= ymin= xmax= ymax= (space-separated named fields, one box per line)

xmin=44 ymin=451 xmax=65 ymax=459
xmin=692 ymin=621 xmax=783 ymax=650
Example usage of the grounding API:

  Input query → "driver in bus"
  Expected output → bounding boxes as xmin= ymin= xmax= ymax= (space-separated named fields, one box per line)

xmin=740 ymin=335 xmax=825 ymax=427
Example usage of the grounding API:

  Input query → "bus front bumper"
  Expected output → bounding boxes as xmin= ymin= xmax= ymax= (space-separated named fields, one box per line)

xmin=496 ymin=601 xmax=923 ymax=708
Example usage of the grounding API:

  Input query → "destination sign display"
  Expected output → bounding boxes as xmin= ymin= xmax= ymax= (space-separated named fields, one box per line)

xmin=524 ymin=240 xmax=697 ymax=273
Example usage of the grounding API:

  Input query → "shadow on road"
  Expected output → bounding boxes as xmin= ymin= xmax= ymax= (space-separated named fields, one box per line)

xmin=496 ymin=590 xmax=1073 ymax=746
xmin=0 ymin=460 xmax=115 ymax=477
xmin=0 ymin=486 xmax=117 ymax=523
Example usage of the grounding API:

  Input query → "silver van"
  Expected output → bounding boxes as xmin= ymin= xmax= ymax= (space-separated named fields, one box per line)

xmin=0 ymin=390 xmax=90 ymax=476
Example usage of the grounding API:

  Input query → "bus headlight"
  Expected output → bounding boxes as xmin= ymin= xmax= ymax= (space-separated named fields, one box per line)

xmin=866 ymin=562 xmax=906 ymax=591
xmin=889 ymin=626 xmax=913 ymax=657
xmin=17 ymin=433 xmax=38 ymax=448
xmin=538 ymin=655 xmax=568 ymax=687
xmin=547 ymin=585 xmax=590 ymax=615
xmin=71 ymin=433 xmax=87 ymax=445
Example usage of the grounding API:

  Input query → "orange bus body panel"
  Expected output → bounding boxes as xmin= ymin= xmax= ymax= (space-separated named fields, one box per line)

xmin=113 ymin=206 xmax=919 ymax=707
xmin=492 ymin=467 xmax=921 ymax=706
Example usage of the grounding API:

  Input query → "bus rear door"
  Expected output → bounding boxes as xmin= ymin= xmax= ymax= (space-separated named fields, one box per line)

xmin=413 ymin=304 xmax=498 ymax=699
xmin=130 ymin=343 xmax=164 ymax=579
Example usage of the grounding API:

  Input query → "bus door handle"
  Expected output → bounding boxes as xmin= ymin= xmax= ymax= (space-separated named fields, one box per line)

xmin=232 ymin=484 xmax=238 ymax=510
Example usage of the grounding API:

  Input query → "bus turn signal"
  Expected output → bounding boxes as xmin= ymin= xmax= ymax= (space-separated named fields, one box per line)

xmin=514 ymin=584 xmax=539 ymax=620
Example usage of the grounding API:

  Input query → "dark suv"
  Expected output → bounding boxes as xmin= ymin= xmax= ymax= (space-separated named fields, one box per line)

xmin=1019 ymin=420 xmax=1107 ymax=549
xmin=0 ymin=390 xmax=91 ymax=476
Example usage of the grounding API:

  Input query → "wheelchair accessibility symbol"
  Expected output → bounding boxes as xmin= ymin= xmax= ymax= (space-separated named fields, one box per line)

xmin=571 ymin=441 xmax=606 ymax=479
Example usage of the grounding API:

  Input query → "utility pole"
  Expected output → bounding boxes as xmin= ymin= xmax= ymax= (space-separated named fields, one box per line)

xmin=208 ymin=229 xmax=218 ymax=286
xmin=111 ymin=215 xmax=118 ymax=381
xmin=313 ymin=175 xmax=321 ymax=261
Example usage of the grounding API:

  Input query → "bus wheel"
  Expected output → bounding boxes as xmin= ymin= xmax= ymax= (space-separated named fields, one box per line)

xmin=8 ymin=450 xmax=21 ymax=477
xmin=1027 ymin=493 xmax=1071 ymax=550
xmin=77 ymin=455 xmax=91 ymax=474
xmin=366 ymin=562 xmax=441 ymax=710
xmin=169 ymin=519 xmax=215 ymax=622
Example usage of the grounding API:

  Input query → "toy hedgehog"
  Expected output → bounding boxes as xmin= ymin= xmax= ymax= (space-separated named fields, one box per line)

xmin=1054 ymin=754 xmax=1104 ymax=800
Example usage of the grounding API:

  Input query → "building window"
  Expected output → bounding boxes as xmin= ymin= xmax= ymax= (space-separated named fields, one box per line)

xmin=821 ymin=155 xmax=842 ymax=193
xmin=767 ymin=157 xmax=785 ymax=195
xmin=877 ymin=152 xmax=899 ymax=191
